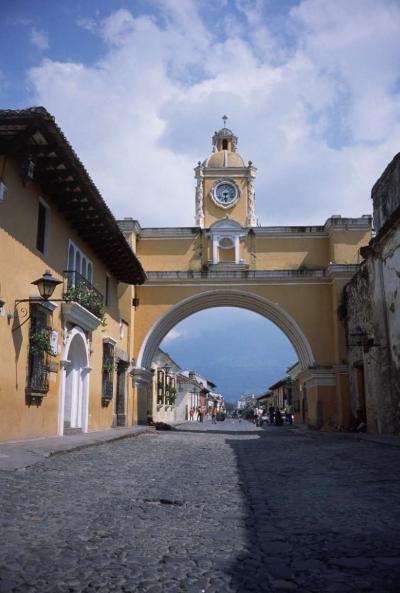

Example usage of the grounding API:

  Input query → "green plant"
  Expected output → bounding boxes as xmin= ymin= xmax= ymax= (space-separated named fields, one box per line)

xmin=166 ymin=386 xmax=177 ymax=405
xmin=103 ymin=359 xmax=115 ymax=374
xmin=65 ymin=284 xmax=106 ymax=321
xmin=30 ymin=329 xmax=54 ymax=356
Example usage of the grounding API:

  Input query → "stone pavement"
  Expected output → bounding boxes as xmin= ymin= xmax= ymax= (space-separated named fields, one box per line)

xmin=1 ymin=419 xmax=400 ymax=593
xmin=0 ymin=425 xmax=154 ymax=471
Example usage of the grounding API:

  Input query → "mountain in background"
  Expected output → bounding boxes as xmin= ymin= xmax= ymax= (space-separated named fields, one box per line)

xmin=160 ymin=308 xmax=297 ymax=403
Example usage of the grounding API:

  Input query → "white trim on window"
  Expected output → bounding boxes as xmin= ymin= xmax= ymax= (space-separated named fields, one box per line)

xmin=105 ymin=274 xmax=111 ymax=308
xmin=67 ymin=240 xmax=93 ymax=281
xmin=36 ymin=197 xmax=50 ymax=256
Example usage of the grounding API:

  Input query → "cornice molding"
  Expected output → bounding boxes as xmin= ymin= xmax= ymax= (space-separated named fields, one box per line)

xmin=130 ymin=367 xmax=154 ymax=386
xmin=139 ymin=227 xmax=200 ymax=240
xmin=118 ymin=219 xmax=142 ymax=235
xmin=144 ymin=269 xmax=327 ymax=281
xmin=324 ymin=216 xmax=372 ymax=232
xmin=325 ymin=264 xmax=360 ymax=278
xmin=62 ymin=302 xmax=102 ymax=332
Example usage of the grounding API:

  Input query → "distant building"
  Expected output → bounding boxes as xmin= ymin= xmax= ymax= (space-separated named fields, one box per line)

xmin=268 ymin=379 xmax=292 ymax=411
xmin=237 ymin=394 xmax=257 ymax=410
xmin=150 ymin=352 xmax=220 ymax=423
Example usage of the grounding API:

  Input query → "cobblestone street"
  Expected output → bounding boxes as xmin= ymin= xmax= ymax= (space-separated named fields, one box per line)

xmin=1 ymin=421 xmax=400 ymax=593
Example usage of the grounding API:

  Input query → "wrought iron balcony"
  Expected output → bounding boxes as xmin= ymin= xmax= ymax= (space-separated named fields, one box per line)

xmin=102 ymin=378 xmax=113 ymax=400
xmin=27 ymin=360 xmax=49 ymax=394
xmin=63 ymin=270 xmax=105 ymax=320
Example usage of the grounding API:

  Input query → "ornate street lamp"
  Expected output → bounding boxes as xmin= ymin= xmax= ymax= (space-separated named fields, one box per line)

xmin=31 ymin=270 xmax=62 ymax=300
xmin=13 ymin=270 xmax=63 ymax=331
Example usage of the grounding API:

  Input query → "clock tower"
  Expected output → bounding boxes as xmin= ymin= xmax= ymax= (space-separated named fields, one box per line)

xmin=194 ymin=117 xmax=257 ymax=229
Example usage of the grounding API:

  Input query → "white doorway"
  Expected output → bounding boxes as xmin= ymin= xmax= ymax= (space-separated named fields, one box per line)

xmin=59 ymin=328 xmax=90 ymax=434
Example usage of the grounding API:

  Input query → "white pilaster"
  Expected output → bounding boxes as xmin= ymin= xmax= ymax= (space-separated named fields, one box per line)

xmin=234 ymin=236 xmax=240 ymax=263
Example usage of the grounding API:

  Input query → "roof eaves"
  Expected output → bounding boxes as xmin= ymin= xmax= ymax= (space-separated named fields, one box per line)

xmin=0 ymin=107 xmax=146 ymax=285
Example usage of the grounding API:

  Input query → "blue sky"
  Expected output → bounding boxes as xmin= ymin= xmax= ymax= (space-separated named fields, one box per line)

xmin=160 ymin=308 xmax=296 ymax=402
xmin=1 ymin=0 xmax=400 ymax=400
xmin=2 ymin=0 xmax=400 ymax=227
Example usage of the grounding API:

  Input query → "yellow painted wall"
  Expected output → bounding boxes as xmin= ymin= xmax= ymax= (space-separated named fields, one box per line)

xmin=253 ymin=237 xmax=329 ymax=269
xmin=137 ymin=238 xmax=202 ymax=272
xmin=136 ymin=232 xmax=365 ymax=273
xmin=0 ymin=159 xmax=135 ymax=441
xmin=328 ymin=228 xmax=369 ymax=264
xmin=306 ymin=384 xmax=337 ymax=428
xmin=134 ymin=282 xmax=335 ymax=365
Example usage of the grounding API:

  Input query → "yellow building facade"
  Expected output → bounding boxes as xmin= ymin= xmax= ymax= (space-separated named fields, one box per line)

xmin=0 ymin=111 xmax=372 ymax=438
xmin=0 ymin=108 xmax=145 ymax=442
xmin=127 ymin=125 xmax=372 ymax=429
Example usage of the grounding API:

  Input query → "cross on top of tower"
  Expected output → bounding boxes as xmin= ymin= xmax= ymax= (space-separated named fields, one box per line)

xmin=222 ymin=115 xmax=228 ymax=127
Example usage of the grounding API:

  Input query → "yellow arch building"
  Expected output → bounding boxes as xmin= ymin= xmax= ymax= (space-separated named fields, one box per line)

xmin=121 ymin=124 xmax=372 ymax=428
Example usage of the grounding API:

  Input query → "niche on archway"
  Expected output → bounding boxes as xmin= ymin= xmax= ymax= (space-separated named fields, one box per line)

xmin=207 ymin=219 xmax=247 ymax=266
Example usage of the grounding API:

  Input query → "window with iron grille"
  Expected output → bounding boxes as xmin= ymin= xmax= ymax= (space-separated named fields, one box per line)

xmin=157 ymin=369 xmax=165 ymax=405
xmin=102 ymin=342 xmax=114 ymax=401
xmin=165 ymin=375 xmax=176 ymax=406
xmin=26 ymin=304 xmax=51 ymax=396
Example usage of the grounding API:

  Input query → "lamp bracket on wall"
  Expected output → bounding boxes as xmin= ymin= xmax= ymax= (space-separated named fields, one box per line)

xmin=12 ymin=270 xmax=63 ymax=332
xmin=12 ymin=298 xmax=64 ymax=332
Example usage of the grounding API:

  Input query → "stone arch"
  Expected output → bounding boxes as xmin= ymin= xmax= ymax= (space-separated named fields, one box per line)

xmin=137 ymin=289 xmax=316 ymax=372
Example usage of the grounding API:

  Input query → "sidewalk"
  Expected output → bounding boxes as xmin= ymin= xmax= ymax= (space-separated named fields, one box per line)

xmin=262 ymin=421 xmax=400 ymax=448
xmin=0 ymin=425 xmax=155 ymax=471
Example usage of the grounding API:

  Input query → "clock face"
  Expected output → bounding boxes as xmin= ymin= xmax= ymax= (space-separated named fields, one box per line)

xmin=214 ymin=181 xmax=238 ymax=206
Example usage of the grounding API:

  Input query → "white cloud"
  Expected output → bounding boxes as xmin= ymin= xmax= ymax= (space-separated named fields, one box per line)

xmin=76 ymin=17 xmax=98 ymax=33
xmin=30 ymin=27 xmax=49 ymax=50
xmin=163 ymin=328 xmax=184 ymax=342
xmin=28 ymin=0 xmax=400 ymax=227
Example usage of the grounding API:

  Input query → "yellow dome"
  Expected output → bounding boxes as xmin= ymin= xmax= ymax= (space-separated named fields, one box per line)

xmin=204 ymin=150 xmax=245 ymax=167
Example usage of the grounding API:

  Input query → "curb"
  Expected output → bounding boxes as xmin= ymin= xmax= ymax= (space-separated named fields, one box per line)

xmin=47 ymin=427 xmax=157 ymax=459
xmin=0 ymin=427 xmax=157 ymax=471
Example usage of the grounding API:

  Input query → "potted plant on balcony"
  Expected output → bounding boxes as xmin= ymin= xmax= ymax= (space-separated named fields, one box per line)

xmin=65 ymin=284 xmax=106 ymax=322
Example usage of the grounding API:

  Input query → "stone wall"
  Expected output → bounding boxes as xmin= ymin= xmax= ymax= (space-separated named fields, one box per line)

xmin=372 ymin=152 xmax=400 ymax=233
xmin=344 ymin=152 xmax=400 ymax=434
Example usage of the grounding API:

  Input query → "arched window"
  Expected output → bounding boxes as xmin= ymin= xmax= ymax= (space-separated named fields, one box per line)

xmin=68 ymin=240 xmax=93 ymax=284
xmin=75 ymin=251 xmax=81 ymax=278
xmin=68 ymin=244 xmax=75 ymax=270
xmin=219 ymin=237 xmax=234 ymax=249
xmin=222 ymin=139 xmax=228 ymax=150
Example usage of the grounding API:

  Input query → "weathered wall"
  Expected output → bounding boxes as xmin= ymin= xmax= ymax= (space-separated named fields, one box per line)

xmin=344 ymin=152 xmax=400 ymax=433
xmin=372 ymin=152 xmax=400 ymax=233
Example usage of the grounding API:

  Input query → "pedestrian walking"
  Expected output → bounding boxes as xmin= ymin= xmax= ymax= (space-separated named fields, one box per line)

xmin=211 ymin=405 xmax=217 ymax=424
xmin=274 ymin=408 xmax=283 ymax=426
xmin=286 ymin=403 xmax=294 ymax=425
xmin=268 ymin=405 xmax=275 ymax=425
xmin=189 ymin=407 xmax=194 ymax=421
